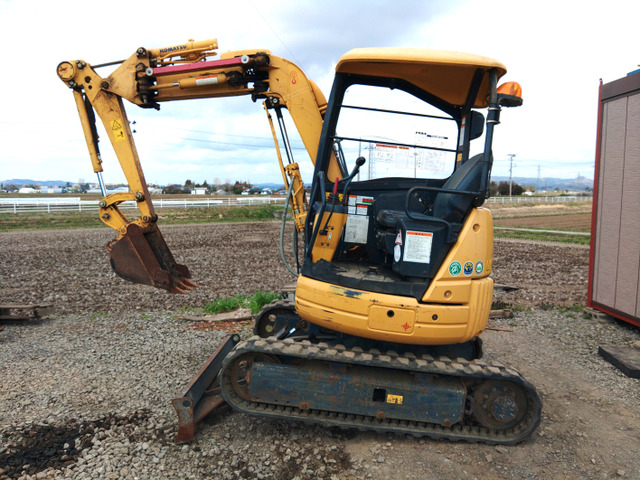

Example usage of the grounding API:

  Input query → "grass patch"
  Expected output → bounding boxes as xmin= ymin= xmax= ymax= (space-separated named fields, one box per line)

xmin=491 ymin=301 xmax=529 ymax=315
xmin=557 ymin=304 xmax=585 ymax=313
xmin=536 ymin=304 xmax=585 ymax=313
xmin=156 ymin=205 xmax=283 ymax=225
xmin=0 ymin=212 xmax=104 ymax=231
xmin=494 ymin=228 xmax=590 ymax=245
xmin=0 ymin=205 xmax=284 ymax=232
xmin=248 ymin=291 xmax=282 ymax=314
xmin=203 ymin=291 xmax=281 ymax=315
xmin=491 ymin=302 xmax=528 ymax=312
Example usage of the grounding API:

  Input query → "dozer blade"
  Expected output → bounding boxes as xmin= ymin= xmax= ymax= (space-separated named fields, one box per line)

xmin=172 ymin=334 xmax=241 ymax=443
xmin=108 ymin=223 xmax=196 ymax=293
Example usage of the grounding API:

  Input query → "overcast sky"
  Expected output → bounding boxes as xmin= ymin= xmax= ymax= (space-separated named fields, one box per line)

xmin=0 ymin=0 xmax=638 ymax=186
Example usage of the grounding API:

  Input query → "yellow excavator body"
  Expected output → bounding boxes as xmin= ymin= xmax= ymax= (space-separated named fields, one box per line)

xmin=296 ymin=207 xmax=493 ymax=345
xmin=58 ymin=38 xmax=541 ymax=445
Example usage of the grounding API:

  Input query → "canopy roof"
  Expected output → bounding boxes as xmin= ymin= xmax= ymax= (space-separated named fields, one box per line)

xmin=336 ymin=48 xmax=507 ymax=108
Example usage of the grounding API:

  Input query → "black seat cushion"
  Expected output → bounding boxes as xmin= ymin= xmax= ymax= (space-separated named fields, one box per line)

xmin=432 ymin=153 xmax=486 ymax=223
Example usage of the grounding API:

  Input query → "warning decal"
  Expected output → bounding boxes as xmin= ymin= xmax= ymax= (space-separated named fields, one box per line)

xmin=345 ymin=214 xmax=369 ymax=244
xmin=403 ymin=231 xmax=433 ymax=263
xmin=348 ymin=195 xmax=373 ymax=215
xmin=111 ymin=119 xmax=125 ymax=142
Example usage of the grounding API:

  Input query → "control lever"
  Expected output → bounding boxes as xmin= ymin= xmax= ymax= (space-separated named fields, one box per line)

xmin=342 ymin=156 xmax=366 ymax=199
xmin=319 ymin=177 xmax=340 ymax=235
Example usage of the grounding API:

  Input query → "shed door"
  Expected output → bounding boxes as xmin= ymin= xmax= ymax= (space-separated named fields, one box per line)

xmin=592 ymin=92 xmax=640 ymax=320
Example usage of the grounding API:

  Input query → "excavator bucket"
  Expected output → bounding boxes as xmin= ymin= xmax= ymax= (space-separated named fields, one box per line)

xmin=108 ymin=223 xmax=196 ymax=294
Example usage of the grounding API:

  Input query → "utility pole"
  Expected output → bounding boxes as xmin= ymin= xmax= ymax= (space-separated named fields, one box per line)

xmin=507 ymin=154 xmax=516 ymax=196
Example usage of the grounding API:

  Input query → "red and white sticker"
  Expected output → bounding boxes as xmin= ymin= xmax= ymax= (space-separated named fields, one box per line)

xmin=195 ymin=75 xmax=220 ymax=86
xmin=403 ymin=231 xmax=433 ymax=264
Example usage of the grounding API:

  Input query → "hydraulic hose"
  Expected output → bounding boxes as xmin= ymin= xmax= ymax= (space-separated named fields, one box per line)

xmin=279 ymin=178 xmax=299 ymax=277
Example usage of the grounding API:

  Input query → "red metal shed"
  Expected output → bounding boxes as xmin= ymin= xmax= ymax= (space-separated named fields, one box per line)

xmin=588 ymin=72 xmax=640 ymax=328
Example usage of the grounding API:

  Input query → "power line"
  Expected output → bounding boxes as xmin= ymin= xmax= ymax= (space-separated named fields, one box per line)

xmin=176 ymin=136 xmax=308 ymax=151
xmin=167 ymin=126 xmax=281 ymax=142
xmin=134 ymin=124 xmax=307 ymax=150
xmin=248 ymin=0 xmax=300 ymax=65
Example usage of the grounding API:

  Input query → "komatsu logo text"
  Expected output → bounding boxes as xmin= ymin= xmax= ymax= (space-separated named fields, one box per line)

xmin=160 ymin=45 xmax=188 ymax=54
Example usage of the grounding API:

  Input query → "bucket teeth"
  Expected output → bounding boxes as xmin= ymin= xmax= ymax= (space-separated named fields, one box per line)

xmin=170 ymin=279 xmax=197 ymax=294
xmin=183 ymin=278 xmax=198 ymax=288
xmin=170 ymin=285 xmax=188 ymax=294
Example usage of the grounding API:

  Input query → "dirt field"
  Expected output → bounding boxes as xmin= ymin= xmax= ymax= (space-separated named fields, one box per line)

xmin=1 ymin=209 xmax=640 ymax=479
xmin=0 ymin=204 xmax=594 ymax=314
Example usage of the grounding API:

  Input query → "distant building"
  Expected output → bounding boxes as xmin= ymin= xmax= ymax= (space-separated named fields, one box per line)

xmin=191 ymin=188 xmax=207 ymax=195
xmin=87 ymin=186 xmax=130 ymax=195
xmin=18 ymin=187 xmax=37 ymax=194
xmin=40 ymin=188 xmax=67 ymax=194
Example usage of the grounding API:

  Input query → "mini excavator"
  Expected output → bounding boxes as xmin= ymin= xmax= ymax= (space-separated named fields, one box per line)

xmin=57 ymin=38 xmax=541 ymax=445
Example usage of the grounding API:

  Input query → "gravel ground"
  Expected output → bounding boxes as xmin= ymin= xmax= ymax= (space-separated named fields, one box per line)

xmin=1 ymin=222 xmax=639 ymax=480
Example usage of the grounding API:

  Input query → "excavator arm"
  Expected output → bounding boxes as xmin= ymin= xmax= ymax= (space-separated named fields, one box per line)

xmin=57 ymin=38 xmax=340 ymax=292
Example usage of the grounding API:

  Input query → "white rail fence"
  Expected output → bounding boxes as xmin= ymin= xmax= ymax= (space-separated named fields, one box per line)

xmin=485 ymin=195 xmax=591 ymax=204
xmin=0 ymin=196 xmax=287 ymax=214
xmin=0 ymin=195 xmax=591 ymax=215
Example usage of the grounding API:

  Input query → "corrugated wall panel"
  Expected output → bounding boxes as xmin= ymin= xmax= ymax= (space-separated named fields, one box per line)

xmin=615 ymin=92 xmax=640 ymax=316
xmin=592 ymin=98 xmax=626 ymax=307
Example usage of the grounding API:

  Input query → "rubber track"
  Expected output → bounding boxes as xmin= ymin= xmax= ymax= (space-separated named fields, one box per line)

xmin=220 ymin=336 xmax=542 ymax=444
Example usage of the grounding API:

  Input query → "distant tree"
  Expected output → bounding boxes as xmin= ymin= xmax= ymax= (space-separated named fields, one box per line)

xmin=5 ymin=183 xmax=17 ymax=192
xmin=164 ymin=184 xmax=187 ymax=194
xmin=231 ymin=180 xmax=251 ymax=195
xmin=184 ymin=179 xmax=194 ymax=190
xmin=489 ymin=181 xmax=498 ymax=197
xmin=512 ymin=183 xmax=524 ymax=195
xmin=497 ymin=181 xmax=510 ymax=196
xmin=497 ymin=181 xmax=524 ymax=196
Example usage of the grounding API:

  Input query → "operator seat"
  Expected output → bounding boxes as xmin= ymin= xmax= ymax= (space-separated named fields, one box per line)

xmin=375 ymin=152 xmax=488 ymax=230
xmin=432 ymin=152 xmax=488 ymax=224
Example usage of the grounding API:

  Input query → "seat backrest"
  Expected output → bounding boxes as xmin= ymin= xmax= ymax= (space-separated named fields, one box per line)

xmin=432 ymin=153 xmax=487 ymax=223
